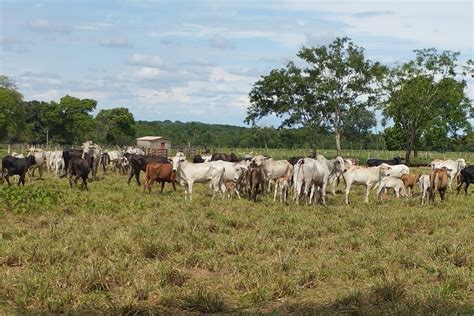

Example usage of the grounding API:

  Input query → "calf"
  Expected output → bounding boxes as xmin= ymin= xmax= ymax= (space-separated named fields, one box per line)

xmin=377 ymin=176 xmax=407 ymax=200
xmin=64 ymin=158 xmax=90 ymax=191
xmin=143 ymin=162 xmax=176 ymax=194
xmin=126 ymin=154 xmax=170 ymax=185
xmin=1 ymin=155 xmax=36 ymax=185
xmin=401 ymin=174 xmax=421 ymax=197
xmin=223 ymin=180 xmax=240 ymax=199
xmin=456 ymin=166 xmax=474 ymax=195
xmin=419 ymin=175 xmax=431 ymax=205
xmin=429 ymin=167 xmax=450 ymax=204
xmin=274 ymin=176 xmax=290 ymax=202
xmin=367 ymin=156 xmax=403 ymax=167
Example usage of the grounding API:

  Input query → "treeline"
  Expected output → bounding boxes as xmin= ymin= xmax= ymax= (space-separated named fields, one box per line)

xmin=135 ymin=120 xmax=379 ymax=149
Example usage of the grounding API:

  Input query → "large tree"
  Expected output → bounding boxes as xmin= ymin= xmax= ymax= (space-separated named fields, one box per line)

xmin=246 ymin=37 xmax=385 ymax=154
xmin=0 ymin=76 xmax=26 ymax=142
xmin=95 ymin=107 xmax=136 ymax=145
xmin=380 ymin=49 xmax=473 ymax=164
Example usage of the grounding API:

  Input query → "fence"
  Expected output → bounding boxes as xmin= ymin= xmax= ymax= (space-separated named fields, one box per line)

xmin=1 ymin=143 xmax=473 ymax=163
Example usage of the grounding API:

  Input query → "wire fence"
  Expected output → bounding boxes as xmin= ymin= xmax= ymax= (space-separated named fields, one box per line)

xmin=1 ymin=143 xmax=473 ymax=163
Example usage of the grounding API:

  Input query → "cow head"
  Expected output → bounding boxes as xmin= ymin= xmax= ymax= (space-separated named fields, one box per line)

xmin=171 ymin=153 xmax=186 ymax=171
xmin=335 ymin=156 xmax=347 ymax=173
xmin=233 ymin=165 xmax=247 ymax=182
xmin=27 ymin=155 xmax=37 ymax=167
xmin=251 ymin=155 xmax=270 ymax=167
xmin=379 ymin=163 xmax=392 ymax=177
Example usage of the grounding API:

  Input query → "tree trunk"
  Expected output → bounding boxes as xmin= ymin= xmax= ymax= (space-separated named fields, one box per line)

xmin=335 ymin=108 xmax=341 ymax=156
xmin=335 ymin=131 xmax=341 ymax=156
xmin=405 ymin=130 xmax=415 ymax=166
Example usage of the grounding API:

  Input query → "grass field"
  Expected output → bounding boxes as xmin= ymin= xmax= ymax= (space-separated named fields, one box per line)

xmin=1 ymin=164 xmax=473 ymax=314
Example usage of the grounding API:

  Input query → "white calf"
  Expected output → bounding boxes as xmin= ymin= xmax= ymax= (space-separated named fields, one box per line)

xmin=274 ymin=176 xmax=290 ymax=202
xmin=376 ymin=176 xmax=407 ymax=200
xmin=419 ymin=174 xmax=431 ymax=205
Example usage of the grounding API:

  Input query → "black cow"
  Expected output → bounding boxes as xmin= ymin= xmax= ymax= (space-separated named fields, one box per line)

xmin=63 ymin=158 xmax=90 ymax=191
xmin=125 ymin=154 xmax=170 ymax=186
xmin=1 ymin=155 xmax=36 ymax=185
xmin=367 ymin=156 xmax=404 ymax=167
xmin=288 ymin=156 xmax=304 ymax=166
xmin=63 ymin=149 xmax=93 ymax=174
xmin=192 ymin=154 xmax=205 ymax=163
xmin=211 ymin=152 xmax=239 ymax=162
xmin=457 ymin=166 xmax=474 ymax=195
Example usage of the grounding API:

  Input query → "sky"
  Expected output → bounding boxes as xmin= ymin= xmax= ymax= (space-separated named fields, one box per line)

xmin=1 ymin=0 xmax=472 ymax=128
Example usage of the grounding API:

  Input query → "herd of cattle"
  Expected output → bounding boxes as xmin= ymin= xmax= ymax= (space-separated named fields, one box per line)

xmin=1 ymin=142 xmax=473 ymax=205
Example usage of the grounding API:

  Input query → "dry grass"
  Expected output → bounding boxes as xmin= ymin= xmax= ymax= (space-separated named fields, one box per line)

xmin=0 ymin=167 xmax=473 ymax=314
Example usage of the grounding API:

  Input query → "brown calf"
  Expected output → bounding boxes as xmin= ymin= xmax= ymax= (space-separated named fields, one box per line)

xmin=144 ymin=162 xmax=176 ymax=194
xmin=224 ymin=179 xmax=240 ymax=199
xmin=429 ymin=167 xmax=450 ymax=204
xmin=401 ymin=173 xmax=421 ymax=197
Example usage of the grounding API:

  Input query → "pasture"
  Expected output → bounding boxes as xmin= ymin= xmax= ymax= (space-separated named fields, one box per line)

xmin=0 ymin=155 xmax=473 ymax=313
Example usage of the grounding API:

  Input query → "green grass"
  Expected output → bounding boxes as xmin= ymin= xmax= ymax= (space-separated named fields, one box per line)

xmin=0 ymin=167 xmax=473 ymax=314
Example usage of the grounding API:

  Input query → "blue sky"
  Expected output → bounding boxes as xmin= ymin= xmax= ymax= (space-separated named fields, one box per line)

xmin=1 ymin=0 xmax=472 ymax=128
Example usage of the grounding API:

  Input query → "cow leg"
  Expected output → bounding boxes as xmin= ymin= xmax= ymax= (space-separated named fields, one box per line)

xmin=160 ymin=181 xmax=165 ymax=193
xmin=364 ymin=185 xmax=371 ymax=203
xmin=273 ymin=184 xmax=278 ymax=201
xmin=187 ymin=182 xmax=193 ymax=201
xmin=83 ymin=177 xmax=88 ymax=191
xmin=345 ymin=182 xmax=352 ymax=205
xmin=321 ymin=182 xmax=327 ymax=205
xmin=235 ymin=188 xmax=241 ymax=200
xmin=127 ymin=170 xmax=134 ymax=185
xmin=440 ymin=188 xmax=446 ymax=201
xmin=5 ymin=175 xmax=11 ymax=186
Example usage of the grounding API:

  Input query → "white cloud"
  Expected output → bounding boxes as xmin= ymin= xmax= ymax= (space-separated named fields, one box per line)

xmin=210 ymin=67 xmax=249 ymax=82
xmin=129 ymin=53 xmax=163 ymax=67
xmin=134 ymin=67 xmax=160 ymax=79
xmin=98 ymin=37 xmax=133 ymax=48
xmin=27 ymin=19 xmax=72 ymax=33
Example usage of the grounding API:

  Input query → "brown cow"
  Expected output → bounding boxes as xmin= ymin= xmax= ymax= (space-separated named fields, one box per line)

xmin=144 ymin=162 xmax=177 ymax=194
xmin=247 ymin=164 xmax=265 ymax=202
xmin=429 ymin=167 xmax=450 ymax=204
xmin=401 ymin=173 xmax=421 ymax=197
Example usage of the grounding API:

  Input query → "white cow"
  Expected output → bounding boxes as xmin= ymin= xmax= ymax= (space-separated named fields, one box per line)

xmin=82 ymin=141 xmax=103 ymax=180
xmin=45 ymin=151 xmax=54 ymax=172
xmin=379 ymin=163 xmax=410 ymax=178
xmin=342 ymin=164 xmax=391 ymax=204
xmin=316 ymin=155 xmax=347 ymax=195
xmin=376 ymin=176 xmax=407 ymax=200
xmin=126 ymin=147 xmax=145 ymax=155
xmin=429 ymin=159 xmax=467 ymax=189
xmin=251 ymin=155 xmax=293 ymax=193
xmin=27 ymin=148 xmax=47 ymax=179
xmin=11 ymin=152 xmax=24 ymax=158
xmin=106 ymin=150 xmax=123 ymax=172
xmin=171 ymin=153 xmax=225 ymax=201
xmin=51 ymin=150 xmax=65 ymax=177
xmin=419 ymin=174 xmax=431 ymax=205
xmin=293 ymin=158 xmax=329 ymax=205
